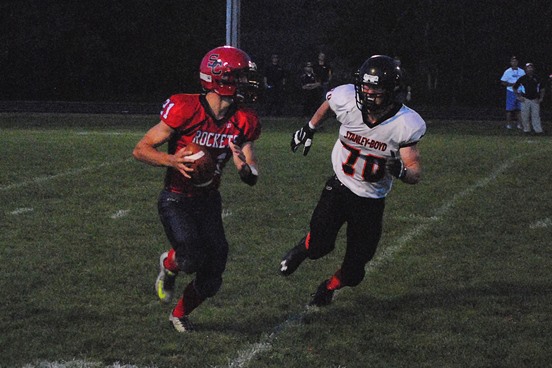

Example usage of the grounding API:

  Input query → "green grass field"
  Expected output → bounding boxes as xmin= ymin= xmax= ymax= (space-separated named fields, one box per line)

xmin=1 ymin=113 xmax=551 ymax=368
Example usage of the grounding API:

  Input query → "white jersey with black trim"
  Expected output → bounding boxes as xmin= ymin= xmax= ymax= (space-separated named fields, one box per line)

xmin=327 ymin=84 xmax=426 ymax=198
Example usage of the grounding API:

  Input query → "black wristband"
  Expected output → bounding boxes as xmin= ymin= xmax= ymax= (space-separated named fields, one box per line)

xmin=398 ymin=167 xmax=407 ymax=179
xmin=239 ymin=164 xmax=258 ymax=186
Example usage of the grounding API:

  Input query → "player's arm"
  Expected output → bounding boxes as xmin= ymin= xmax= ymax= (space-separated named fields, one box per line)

xmin=398 ymin=144 xmax=422 ymax=184
xmin=132 ymin=121 xmax=194 ymax=178
xmin=229 ymin=140 xmax=258 ymax=186
xmin=291 ymin=100 xmax=331 ymax=155
xmin=310 ymin=100 xmax=331 ymax=128
xmin=385 ymin=144 xmax=422 ymax=184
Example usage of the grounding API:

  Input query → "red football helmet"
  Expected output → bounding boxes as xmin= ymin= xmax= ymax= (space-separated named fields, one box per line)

xmin=199 ymin=46 xmax=259 ymax=101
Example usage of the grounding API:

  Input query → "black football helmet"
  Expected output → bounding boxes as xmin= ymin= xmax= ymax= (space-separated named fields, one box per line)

xmin=354 ymin=55 xmax=403 ymax=113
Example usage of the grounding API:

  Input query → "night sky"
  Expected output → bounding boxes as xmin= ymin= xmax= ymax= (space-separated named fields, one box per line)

xmin=1 ymin=0 xmax=551 ymax=106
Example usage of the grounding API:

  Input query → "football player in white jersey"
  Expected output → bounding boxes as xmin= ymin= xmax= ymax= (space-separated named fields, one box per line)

xmin=280 ymin=55 xmax=426 ymax=306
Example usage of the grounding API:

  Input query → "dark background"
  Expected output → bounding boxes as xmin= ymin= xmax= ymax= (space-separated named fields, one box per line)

xmin=2 ymin=0 xmax=551 ymax=111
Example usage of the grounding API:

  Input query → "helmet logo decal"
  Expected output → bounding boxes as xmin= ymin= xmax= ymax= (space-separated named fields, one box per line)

xmin=363 ymin=74 xmax=379 ymax=83
xmin=199 ymin=72 xmax=212 ymax=82
xmin=207 ymin=54 xmax=223 ymax=75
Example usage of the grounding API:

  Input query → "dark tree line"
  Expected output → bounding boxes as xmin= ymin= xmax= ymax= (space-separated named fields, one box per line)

xmin=1 ymin=0 xmax=551 ymax=107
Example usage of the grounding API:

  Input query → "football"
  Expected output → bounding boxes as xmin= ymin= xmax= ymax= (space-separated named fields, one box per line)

xmin=184 ymin=142 xmax=216 ymax=187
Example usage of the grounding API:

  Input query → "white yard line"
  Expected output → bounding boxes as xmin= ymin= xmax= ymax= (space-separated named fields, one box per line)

xmin=20 ymin=360 xmax=147 ymax=368
xmin=0 ymin=159 xmax=133 ymax=192
xmin=76 ymin=131 xmax=143 ymax=136
xmin=110 ymin=209 xmax=130 ymax=219
xmin=529 ymin=218 xmax=552 ymax=229
xmin=8 ymin=207 xmax=34 ymax=215
xmin=394 ymin=214 xmax=439 ymax=223
xmin=219 ymin=156 xmax=519 ymax=368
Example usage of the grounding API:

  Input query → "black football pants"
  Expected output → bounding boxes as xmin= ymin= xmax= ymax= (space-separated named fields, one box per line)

xmin=157 ymin=189 xmax=228 ymax=298
xmin=307 ymin=175 xmax=385 ymax=287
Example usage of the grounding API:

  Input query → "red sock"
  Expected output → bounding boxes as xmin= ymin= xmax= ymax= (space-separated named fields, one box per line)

xmin=304 ymin=232 xmax=311 ymax=250
xmin=327 ymin=270 xmax=342 ymax=291
xmin=172 ymin=281 xmax=205 ymax=318
xmin=163 ymin=248 xmax=179 ymax=273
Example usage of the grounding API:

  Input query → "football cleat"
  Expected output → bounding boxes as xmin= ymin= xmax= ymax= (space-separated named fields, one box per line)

xmin=156 ymin=252 xmax=177 ymax=303
xmin=308 ymin=279 xmax=334 ymax=307
xmin=169 ymin=314 xmax=195 ymax=333
xmin=279 ymin=241 xmax=308 ymax=276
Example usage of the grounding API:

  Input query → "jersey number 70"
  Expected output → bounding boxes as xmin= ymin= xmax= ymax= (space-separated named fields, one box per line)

xmin=342 ymin=146 xmax=386 ymax=182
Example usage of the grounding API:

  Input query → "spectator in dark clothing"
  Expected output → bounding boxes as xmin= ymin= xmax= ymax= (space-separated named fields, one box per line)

xmin=300 ymin=61 xmax=322 ymax=117
xmin=549 ymin=73 xmax=552 ymax=105
xmin=513 ymin=63 xmax=546 ymax=134
xmin=313 ymin=52 xmax=333 ymax=97
xmin=394 ymin=56 xmax=412 ymax=102
xmin=263 ymin=54 xmax=286 ymax=116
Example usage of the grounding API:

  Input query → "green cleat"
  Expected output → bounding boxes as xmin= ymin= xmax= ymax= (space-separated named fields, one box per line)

xmin=155 ymin=252 xmax=176 ymax=303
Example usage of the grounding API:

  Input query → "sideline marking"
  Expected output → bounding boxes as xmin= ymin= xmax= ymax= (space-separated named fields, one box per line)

xmin=394 ymin=214 xmax=439 ymax=223
xmin=0 ymin=159 xmax=133 ymax=192
xmin=9 ymin=207 xmax=34 ymax=215
xmin=110 ymin=210 xmax=130 ymax=219
xmin=20 ymin=360 xmax=144 ymax=368
xmin=76 ymin=131 xmax=143 ymax=136
xmin=219 ymin=157 xmax=518 ymax=368
xmin=529 ymin=218 xmax=551 ymax=229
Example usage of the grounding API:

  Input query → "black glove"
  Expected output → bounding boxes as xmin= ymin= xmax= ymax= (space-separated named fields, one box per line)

xmin=385 ymin=152 xmax=406 ymax=179
xmin=291 ymin=123 xmax=316 ymax=156
xmin=239 ymin=164 xmax=258 ymax=186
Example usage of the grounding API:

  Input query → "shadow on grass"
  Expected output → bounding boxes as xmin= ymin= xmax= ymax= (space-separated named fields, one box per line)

xmin=329 ymin=281 xmax=552 ymax=319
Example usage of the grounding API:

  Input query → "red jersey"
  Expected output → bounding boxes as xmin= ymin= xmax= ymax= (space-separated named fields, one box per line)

xmin=160 ymin=93 xmax=261 ymax=195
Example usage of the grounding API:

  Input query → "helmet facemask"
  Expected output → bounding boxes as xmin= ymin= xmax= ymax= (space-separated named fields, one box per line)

xmin=355 ymin=80 xmax=395 ymax=114
xmin=354 ymin=55 xmax=403 ymax=117
xmin=226 ymin=62 xmax=260 ymax=102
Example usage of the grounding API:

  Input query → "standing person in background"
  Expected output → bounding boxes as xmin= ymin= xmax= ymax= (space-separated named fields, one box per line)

xmin=263 ymin=54 xmax=287 ymax=116
xmin=394 ymin=56 xmax=412 ymax=102
xmin=549 ymin=74 xmax=552 ymax=105
xmin=281 ymin=55 xmax=426 ymax=307
xmin=133 ymin=46 xmax=261 ymax=333
xmin=314 ymin=52 xmax=333 ymax=98
xmin=513 ymin=63 xmax=546 ymax=135
xmin=300 ymin=61 xmax=322 ymax=117
xmin=500 ymin=56 xmax=525 ymax=130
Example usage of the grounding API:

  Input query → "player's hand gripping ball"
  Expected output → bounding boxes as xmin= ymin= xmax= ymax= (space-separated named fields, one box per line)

xmin=185 ymin=143 xmax=216 ymax=187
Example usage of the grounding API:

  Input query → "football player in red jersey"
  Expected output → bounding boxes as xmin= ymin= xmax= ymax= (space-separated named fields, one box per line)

xmin=133 ymin=46 xmax=261 ymax=332
xmin=280 ymin=55 xmax=426 ymax=307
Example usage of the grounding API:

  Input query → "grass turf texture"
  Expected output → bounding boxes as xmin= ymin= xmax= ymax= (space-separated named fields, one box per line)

xmin=1 ymin=113 xmax=551 ymax=368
